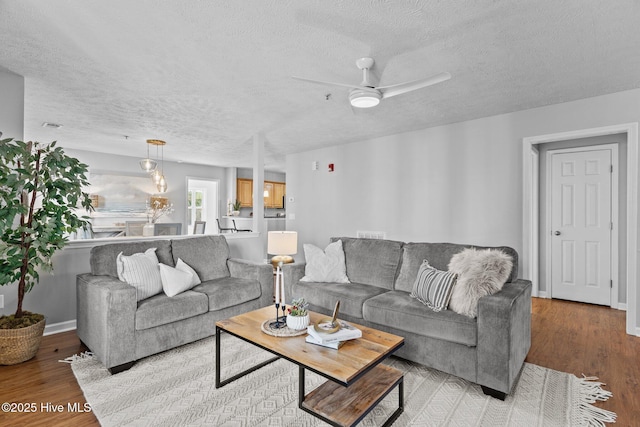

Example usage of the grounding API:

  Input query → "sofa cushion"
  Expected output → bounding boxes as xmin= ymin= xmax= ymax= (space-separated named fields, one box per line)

xmin=192 ymin=276 xmax=261 ymax=312
xmin=363 ymin=291 xmax=478 ymax=346
xmin=448 ymin=248 xmax=513 ymax=318
xmin=331 ymin=237 xmax=403 ymax=289
xmin=300 ymin=240 xmax=350 ymax=283
xmin=410 ymin=260 xmax=457 ymax=312
xmin=159 ymin=263 xmax=197 ymax=297
xmin=117 ymin=248 xmax=163 ymax=301
xmin=171 ymin=236 xmax=230 ymax=281
xmin=135 ymin=290 xmax=208 ymax=330
xmin=395 ymin=242 xmax=519 ymax=293
xmin=291 ymin=281 xmax=388 ymax=319
xmin=91 ymin=240 xmax=173 ymax=277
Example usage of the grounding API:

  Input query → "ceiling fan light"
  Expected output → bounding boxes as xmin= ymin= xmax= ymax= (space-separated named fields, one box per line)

xmin=349 ymin=89 xmax=381 ymax=108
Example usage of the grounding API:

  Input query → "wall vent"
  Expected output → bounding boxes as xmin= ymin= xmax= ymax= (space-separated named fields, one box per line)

xmin=356 ymin=230 xmax=386 ymax=240
xmin=41 ymin=122 xmax=62 ymax=129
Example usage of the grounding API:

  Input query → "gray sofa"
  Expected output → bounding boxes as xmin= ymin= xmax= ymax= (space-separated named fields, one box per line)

xmin=283 ymin=237 xmax=532 ymax=399
xmin=76 ymin=235 xmax=273 ymax=374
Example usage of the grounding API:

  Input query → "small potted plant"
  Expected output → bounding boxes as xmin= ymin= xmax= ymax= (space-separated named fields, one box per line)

xmin=286 ymin=297 xmax=310 ymax=330
xmin=232 ymin=199 xmax=241 ymax=216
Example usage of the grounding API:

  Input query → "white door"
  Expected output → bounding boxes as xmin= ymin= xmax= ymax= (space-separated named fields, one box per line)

xmin=550 ymin=148 xmax=612 ymax=305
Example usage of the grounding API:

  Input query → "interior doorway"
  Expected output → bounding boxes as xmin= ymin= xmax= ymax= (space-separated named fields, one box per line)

xmin=548 ymin=145 xmax=616 ymax=306
xmin=522 ymin=123 xmax=639 ymax=336
xmin=186 ymin=178 xmax=219 ymax=235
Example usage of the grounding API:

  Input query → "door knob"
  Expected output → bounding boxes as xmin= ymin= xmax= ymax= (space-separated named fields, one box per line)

xmin=554 ymin=231 xmax=561 ymax=236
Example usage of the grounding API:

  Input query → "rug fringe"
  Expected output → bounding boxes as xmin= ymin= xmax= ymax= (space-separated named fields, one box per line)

xmin=574 ymin=375 xmax=617 ymax=426
xmin=59 ymin=351 xmax=94 ymax=364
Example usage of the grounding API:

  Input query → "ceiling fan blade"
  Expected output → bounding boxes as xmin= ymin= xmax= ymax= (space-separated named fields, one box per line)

xmin=379 ymin=72 xmax=451 ymax=99
xmin=291 ymin=76 xmax=358 ymax=90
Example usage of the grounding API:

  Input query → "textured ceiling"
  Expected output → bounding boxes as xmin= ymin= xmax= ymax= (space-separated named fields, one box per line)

xmin=1 ymin=0 xmax=640 ymax=172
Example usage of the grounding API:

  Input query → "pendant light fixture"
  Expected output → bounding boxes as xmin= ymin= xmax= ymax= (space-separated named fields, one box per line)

xmin=139 ymin=139 xmax=158 ymax=172
xmin=146 ymin=139 xmax=168 ymax=193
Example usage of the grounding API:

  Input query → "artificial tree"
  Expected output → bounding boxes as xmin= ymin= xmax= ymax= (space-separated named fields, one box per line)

xmin=0 ymin=138 xmax=92 ymax=328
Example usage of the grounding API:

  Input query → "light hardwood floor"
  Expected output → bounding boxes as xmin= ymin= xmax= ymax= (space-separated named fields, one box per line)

xmin=0 ymin=298 xmax=637 ymax=426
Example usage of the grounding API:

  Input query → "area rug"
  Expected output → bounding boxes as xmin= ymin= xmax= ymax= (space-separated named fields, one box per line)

xmin=67 ymin=334 xmax=616 ymax=426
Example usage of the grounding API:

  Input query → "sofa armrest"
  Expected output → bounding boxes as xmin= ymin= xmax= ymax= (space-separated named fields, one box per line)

xmin=282 ymin=263 xmax=305 ymax=301
xmin=76 ymin=273 xmax=137 ymax=369
xmin=227 ymin=258 xmax=274 ymax=307
xmin=476 ymin=279 xmax=532 ymax=394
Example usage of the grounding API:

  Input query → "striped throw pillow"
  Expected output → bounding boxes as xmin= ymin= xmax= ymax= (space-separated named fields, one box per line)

xmin=410 ymin=260 xmax=457 ymax=312
xmin=117 ymin=248 xmax=163 ymax=301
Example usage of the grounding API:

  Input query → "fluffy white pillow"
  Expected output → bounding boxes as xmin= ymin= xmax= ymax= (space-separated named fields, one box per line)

xmin=175 ymin=258 xmax=201 ymax=287
xmin=117 ymin=248 xmax=163 ymax=301
xmin=300 ymin=240 xmax=350 ymax=283
xmin=448 ymin=248 xmax=513 ymax=318
xmin=159 ymin=263 xmax=196 ymax=297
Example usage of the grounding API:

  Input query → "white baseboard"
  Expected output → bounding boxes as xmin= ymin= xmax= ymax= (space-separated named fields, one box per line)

xmin=536 ymin=291 xmax=548 ymax=299
xmin=616 ymin=303 xmax=627 ymax=311
xmin=44 ymin=319 xmax=76 ymax=336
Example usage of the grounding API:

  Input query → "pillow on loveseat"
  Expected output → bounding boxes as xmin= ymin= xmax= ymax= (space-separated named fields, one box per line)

xmin=300 ymin=240 xmax=350 ymax=283
xmin=448 ymin=248 xmax=513 ymax=318
xmin=117 ymin=248 xmax=163 ymax=301
xmin=410 ymin=260 xmax=457 ymax=312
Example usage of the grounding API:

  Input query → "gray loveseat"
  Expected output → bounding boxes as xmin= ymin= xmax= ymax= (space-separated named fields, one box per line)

xmin=283 ymin=237 xmax=532 ymax=399
xmin=76 ymin=235 xmax=273 ymax=374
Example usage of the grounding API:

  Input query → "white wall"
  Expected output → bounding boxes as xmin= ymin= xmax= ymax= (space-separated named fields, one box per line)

xmin=285 ymin=88 xmax=640 ymax=327
xmin=0 ymin=67 xmax=24 ymax=140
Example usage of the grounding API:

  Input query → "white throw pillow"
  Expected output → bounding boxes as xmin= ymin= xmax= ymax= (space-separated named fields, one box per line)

xmin=117 ymin=248 xmax=163 ymax=301
xmin=410 ymin=260 xmax=457 ymax=312
xmin=448 ymin=248 xmax=513 ymax=318
xmin=159 ymin=263 xmax=197 ymax=297
xmin=175 ymin=258 xmax=201 ymax=287
xmin=300 ymin=240 xmax=350 ymax=283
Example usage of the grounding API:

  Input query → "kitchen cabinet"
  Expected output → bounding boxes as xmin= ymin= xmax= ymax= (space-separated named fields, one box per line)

xmin=236 ymin=179 xmax=285 ymax=208
xmin=237 ymin=178 xmax=253 ymax=207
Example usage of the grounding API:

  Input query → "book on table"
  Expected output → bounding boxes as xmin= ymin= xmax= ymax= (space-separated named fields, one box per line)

xmin=305 ymin=334 xmax=345 ymax=349
xmin=306 ymin=321 xmax=362 ymax=344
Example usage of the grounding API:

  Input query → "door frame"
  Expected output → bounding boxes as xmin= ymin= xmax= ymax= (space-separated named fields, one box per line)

xmin=522 ymin=122 xmax=639 ymax=336
xmin=545 ymin=144 xmax=619 ymax=306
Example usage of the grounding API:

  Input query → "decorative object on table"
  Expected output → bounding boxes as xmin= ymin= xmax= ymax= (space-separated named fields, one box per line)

xmin=267 ymin=230 xmax=298 ymax=268
xmin=268 ymin=231 xmax=298 ymax=328
xmin=308 ymin=320 xmax=361 ymax=344
xmin=305 ymin=334 xmax=345 ymax=349
xmin=0 ymin=138 xmax=92 ymax=364
xmin=145 ymin=139 xmax=168 ymax=193
xmin=311 ymin=300 xmax=340 ymax=334
xmin=231 ymin=199 xmax=241 ymax=216
xmin=286 ymin=297 xmax=310 ymax=330
xmin=260 ymin=319 xmax=308 ymax=337
xmin=144 ymin=196 xmax=174 ymax=236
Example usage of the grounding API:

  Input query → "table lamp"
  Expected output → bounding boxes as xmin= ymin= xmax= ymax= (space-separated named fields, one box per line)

xmin=267 ymin=231 xmax=297 ymax=328
xmin=267 ymin=231 xmax=298 ymax=268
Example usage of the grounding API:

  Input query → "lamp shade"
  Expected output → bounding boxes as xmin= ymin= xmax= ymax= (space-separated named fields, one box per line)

xmin=267 ymin=231 xmax=298 ymax=255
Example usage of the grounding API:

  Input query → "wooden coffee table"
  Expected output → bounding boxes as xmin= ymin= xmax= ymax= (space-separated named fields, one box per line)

xmin=215 ymin=306 xmax=405 ymax=427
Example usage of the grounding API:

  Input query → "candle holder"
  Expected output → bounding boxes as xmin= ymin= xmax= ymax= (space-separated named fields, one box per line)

xmin=269 ymin=302 xmax=286 ymax=329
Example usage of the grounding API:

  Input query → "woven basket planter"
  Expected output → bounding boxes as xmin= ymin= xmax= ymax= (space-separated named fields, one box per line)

xmin=0 ymin=318 xmax=46 ymax=365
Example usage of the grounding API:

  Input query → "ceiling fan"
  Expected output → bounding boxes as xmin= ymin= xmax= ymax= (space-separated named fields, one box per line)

xmin=292 ymin=57 xmax=451 ymax=108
